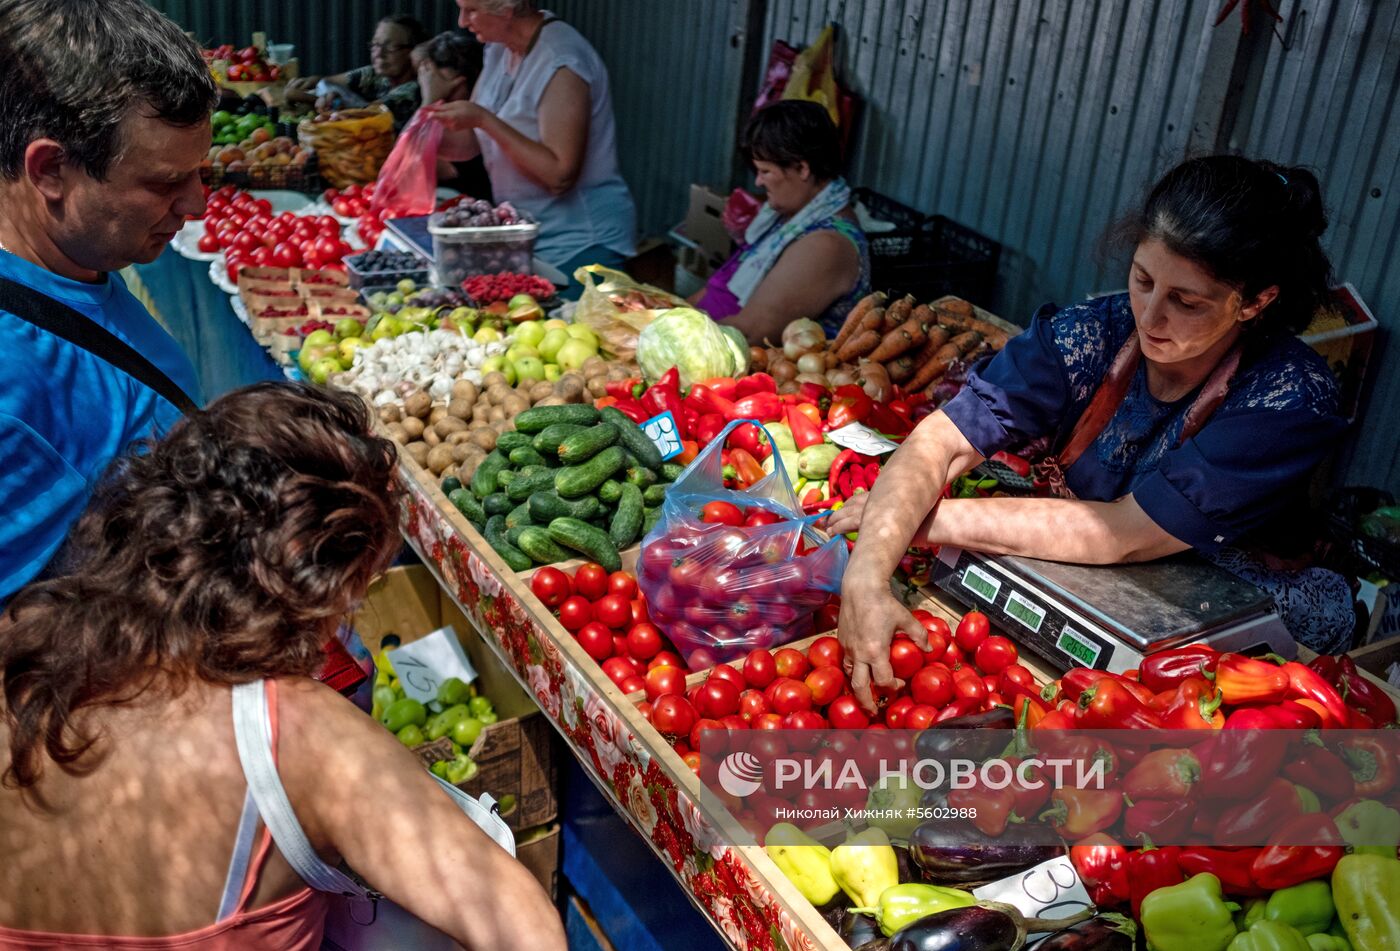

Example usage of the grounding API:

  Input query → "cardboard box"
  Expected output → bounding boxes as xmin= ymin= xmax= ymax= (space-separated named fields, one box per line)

xmin=354 ymin=566 xmax=559 ymax=830
xmin=515 ymin=823 xmax=561 ymax=900
xmin=669 ymin=185 xmax=733 ymax=282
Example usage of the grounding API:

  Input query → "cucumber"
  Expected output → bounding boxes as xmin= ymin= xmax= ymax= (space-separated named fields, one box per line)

xmin=483 ymin=492 xmax=513 ymax=517
xmin=597 ymin=479 xmax=624 ymax=505
xmin=532 ymin=422 xmax=587 ymax=456
xmin=661 ymin=463 xmax=684 ymax=482
xmin=504 ymin=501 xmax=534 ymax=530
xmin=642 ymin=483 xmax=668 ymax=507
xmin=495 ymin=431 xmax=534 ymax=454
xmin=610 ymin=483 xmax=644 ymax=548
xmin=508 ymin=446 xmax=549 ymax=469
xmin=554 ymin=445 xmax=627 ymax=499
xmin=625 ymin=464 xmax=658 ymax=489
xmin=557 ymin=422 xmax=619 ymax=464
xmin=447 ymin=488 xmax=486 ymax=527
xmin=484 ymin=515 xmax=532 ymax=571
xmin=642 ymin=506 xmax=663 ymax=533
xmin=547 ymin=517 xmax=622 ymax=573
xmin=440 ymin=475 xmax=463 ymax=496
xmin=470 ymin=450 xmax=509 ymax=498
xmin=507 ymin=468 xmax=556 ymax=503
xmin=514 ymin=404 xmax=600 ymax=434
xmin=495 ymin=468 xmax=519 ymax=489
xmin=505 ymin=524 xmax=529 ymax=548
xmin=528 ymin=491 xmax=601 ymax=523
xmin=518 ymin=526 xmax=572 ymax=565
xmin=600 ymin=406 xmax=664 ymax=470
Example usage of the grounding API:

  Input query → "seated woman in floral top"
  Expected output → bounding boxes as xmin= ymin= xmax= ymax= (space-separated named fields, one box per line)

xmin=693 ymin=100 xmax=870 ymax=344
xmin=286 ymin=15 xmax=428 ymax=130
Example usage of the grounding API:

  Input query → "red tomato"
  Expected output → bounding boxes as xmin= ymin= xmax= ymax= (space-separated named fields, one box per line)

xmin=651 ymin=695 xmax=697 ymax=737
xmin=574 ymin=563 xmax=609 ymax=601
xmin=649 ymin=650 xmax=684 ymax=671
xmin=619 ymin=675 xmax=646 ymax=694
xmin=269 ymin=242 xmax=301 ymax=269
xmin=556 ymin=595 xmax=592 ymax=632
xmin=530 ymin=566 xmax=572 ymax=608
xmin=826 ymin=696 xmax=870 ymax=729
xmin=742 ymin=649 xmax=777 ymax=688
xmin=743 ymin=508 xmax=783 ymax=527
xmin=806 ymin=636 xmax=843 ymax=669
xmin=575 ymin=622 xmax=614 ymax=662
xmin=817 ymin=601 xmax=841 ymax=632
xmin=696 ymin=676 xmax=742 ymax=719
xmin=606 ymin=571 xmax=637 ymax=599
xmin=904 ymin=704 xmax=939 ymax=730
xmin=953 ymin=666 xmax=988 ymax=702
xmin=700 ymin=500 xmax=744 ymax=526
xmin=593 ymin=593 xmax=632 ymax=630
xmin=667 ymin=557 xmax=704 ymax=590
xmin=910 ymin=665 xmax=955 ymax=707
xmin=629 ymin=598 xmax=648 ymax=626
xmin=804 ymin=667 xmax=845 ymax=707
xmin=719 ymin=714 xmax=749 ymax=732
xmin=625 ymin=655 xmax=646 ymax=677
xmin=611 ymin=635 xmax=629 ymax=659
xmin=753 ymin=713 xmax=784 ymax=730
xmin=708 ymin=664 xmax=747 ymax=690
xmin=648 ymin=585 xmax=685 ymax=621
xmin=316 ymin=215 xmax=339 ymax=230
xmin=774 ymin=648 xmax=810 ymax=680
xmin=974 ymin=635 xmax=1019 ymax=675
xmin=682 ymin=751 xmax=702 ymax=773
xmin=231 ymin=230 xmax=259 ymax=253
xmin=769 ymin=678 xmax=813 ymax=715
xmin=999 ymin=664 xmax=1037 ymax=695
xmin=644 ymin=665 xmax=685 ymax=702
xmin=738 ymin=689 xmax=768 ymax=721
xmin=249 ymin=245 xmax=271 ymax=266
xmin=889 ymin=636 xmax=924 ymax=680
xmin=196 ymin=233 xmax=220 ymax=253
xmin=885 ymin=695 xmax=915 ymax=729
xmin=942 ymin=641 xmax=965 ymax=667
xmin=690 ymin=718 xmax=724 ymax=750
xmin=623 ymin=623 xmax=662 ymax=660
xmin=601 ymin=657 xmax=634 ymax=687
xmin=782 ymin=710 xmax=827 ymax=730
xmin=955 ymin=611 xmax=992 ymax=652
xmin=637 ymin=700 xmax=653 ymax=722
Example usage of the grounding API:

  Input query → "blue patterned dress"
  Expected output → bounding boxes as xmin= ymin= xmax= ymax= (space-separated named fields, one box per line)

xmin=941 ymin=293 xmax=1354 ymax=652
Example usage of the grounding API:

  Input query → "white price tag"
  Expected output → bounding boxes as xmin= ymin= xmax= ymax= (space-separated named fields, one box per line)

xmin=641 ymin=411 xmax=684 ymax=461
xmin=385 ymin=626 xmax=478 ymax=704
xmin=827 ymin=422 xmax=900 ymax=456
xmin=973 ymin=857 xmax=1092 ymax=941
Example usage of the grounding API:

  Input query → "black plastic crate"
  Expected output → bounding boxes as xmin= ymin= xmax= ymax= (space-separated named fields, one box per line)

xmin=1327 ymin=487 xmax=1400 ymax=581
xmin=872 ymin=214 xmax=1000 ymax=308
xmin=853 ymin=186 xmax=926 ymax=259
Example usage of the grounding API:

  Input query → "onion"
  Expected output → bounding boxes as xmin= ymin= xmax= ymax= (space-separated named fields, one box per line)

xmin=827 ymin=368 xmax=856 ymax=387
xmin=795 ymin=372 xmax=830 ymax=387
xmin=783 ymin=330 xmax=823 ymax=361
xmin=770 ymin=359 xmax=798 ymax=383
xmin=796 ymin=352 xmax=826 ymax=376
xmin=782 ymin=318 xmax=824 ymax=346
xmin=857 ymin=360 xmax=891 ymax=401
xmin=749 ymin=346 xmax=768 ymax=372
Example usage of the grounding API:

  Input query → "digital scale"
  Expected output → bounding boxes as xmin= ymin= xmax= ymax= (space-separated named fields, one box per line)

xmin=930 ymin=547 xmax=1298 ymax=674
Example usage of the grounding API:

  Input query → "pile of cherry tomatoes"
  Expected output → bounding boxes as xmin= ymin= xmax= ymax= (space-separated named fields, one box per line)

xmin=198 ymin=186 xmax=353 ymax=281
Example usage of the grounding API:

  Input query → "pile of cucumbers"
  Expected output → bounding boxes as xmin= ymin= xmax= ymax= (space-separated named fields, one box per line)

xmin=439 ymin=403 xmax=680 ymax=573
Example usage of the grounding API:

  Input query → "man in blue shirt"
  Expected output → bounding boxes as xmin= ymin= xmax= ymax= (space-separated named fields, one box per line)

xmin=0 ymin=0 xmax=218 ymax=600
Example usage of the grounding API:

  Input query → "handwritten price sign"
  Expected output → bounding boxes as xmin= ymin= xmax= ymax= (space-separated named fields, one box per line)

xmin=827 ymin=422 xmax=900 ymax=456
xmin=642 ymin=411 xmax=684 ymax=461
xmin=385 ymin=626 xmax=478 ymax=704
xmin=973 ymin=856 xmax=1092 ymax=941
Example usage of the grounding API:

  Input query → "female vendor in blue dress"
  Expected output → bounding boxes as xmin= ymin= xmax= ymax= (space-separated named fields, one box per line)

xmin=694 ymin=100 xmax=871 ymax=344
xmin=426 ymin=0 xmax=636 ymax=297
xmin=829 ymin=156 xmax=1351 ymax=708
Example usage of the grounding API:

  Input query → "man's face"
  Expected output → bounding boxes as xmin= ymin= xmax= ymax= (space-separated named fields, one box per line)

xmin=54 ymin=111 xmax=210 ymax=272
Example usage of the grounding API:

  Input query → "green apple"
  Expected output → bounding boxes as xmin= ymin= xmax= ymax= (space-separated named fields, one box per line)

xmin=334 ymin=317 xmax=363 ymax=339
xmin=508 ymin=300 xmax=544 ymax=323
xmin=308 ymin=356 xmax=342 ymax=385
xmin=513 ymin=320 xmax=546 ymax=349
xmin=337 ymin=337 xmax=365 ymax=365
xmin=564 ymin=324 xmax=598 ymax=347
xmin=473 ymin=326 xmax=502 ymax=345
xmin=396 ymin=278 xmax=416 ymax=295
xmin=513 ymin=356 xmax=546 ymax=382
xmin=481 ymin=354 xmax=516 ymax=385
xmin=508 ymin=293 xmax=538 ymax=310
xmin=544 ymin=318 xmax=568 ymax=332
xmin=544 ymin=363 xmax=562 ymax=381
xmin=297 ymin=342 xmax=336 ymax=372
xmin=386 ymin=292 xmax=405 ymax=308
xmin=556 ymin=337 xmax=597 ymax=371
xmin=539 ymin=327 xmax=571 ymax=362
xmin=303 ymin=328 xmax=335 ymax=349
xmin=506 ymin=343 xmax=540 ymax=363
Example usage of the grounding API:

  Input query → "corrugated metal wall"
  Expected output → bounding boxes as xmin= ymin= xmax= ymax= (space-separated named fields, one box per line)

xmin=1232 ymin=0 xmax=1400 ymax=488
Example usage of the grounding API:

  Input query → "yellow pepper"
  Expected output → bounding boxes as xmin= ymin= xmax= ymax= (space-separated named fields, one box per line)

xmin=765 ymin=823 xmax=839 ymax=905
xmin=830 ymin=826 xmax=900 ymax=908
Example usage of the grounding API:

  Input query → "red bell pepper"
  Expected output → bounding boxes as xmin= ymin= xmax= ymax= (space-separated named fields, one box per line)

xmin=700 ymin=376 xmax=739 ymax=401
xmin=797 ymin=382 xmax=830 ymax=408
xmin=1128 ymin=845 xmax=1184 ymax=917
xmin=727 ymin=422 xmax=771 ymax=461
xmin=827 ymin=386 xmax=873 ymax=429
xmin=1224 ymin=700 xmax=1321 ymax=730
xmin=947 ymin=780 xmax=1018 ymax=837
xmin=608 ymin=398 xmax=649 ymax=424
xmin=1057 ymin=668 xmax=1157 ymax=707
xmin=641 ymin=367 xmax=684 ymax=420
xmin=785 ymin=405 xmax=824 ymax=450
xmin=866 ymin=401 xmax=912 ymax=437
xmin=1124 ymin=798 xmax=1197 ymax=846
xmin=1250 ymin=813 xmax=1344 ymax=889
xmin=1139 ymin=644 xmax=1221 ymax=693
xmin=694 ymin=413 xmax=726 ymax=448
xmin=1077 ymin=679 xmax=1164 ymax=730
xmin=732 ymin=373 xmax=774 ymax=398
xmin=1282 ymin=741 xmax=1356 ymax=803
xmin=1339 ymin=735 xmax=1397 ymax=797
xmin=680 ymin=406 xmax=699 ymax=438
xmin=1153 ymin=676 xmax=1225 ymax=729
xmin=1033 ymin=708 xmax=1076 ymax=731
xmin=1273 ymin=658 xmax=1350 ymax=727
xmin=1177 ymin=847 xmax=1268 ymax=897
xmin=1004 ymin=756 xmax=1052 ymax=818
xmin=1214 ymin=653 xmax=1290 ymax=705
xmin=1123 ymin=748 xmax=1201 ymax=800
xmin=1309 ymin=654 xmax=1343 ymax=682
xmin=730 ymin=392 xmax=783 ymax=423
xmin=989 ymin=450 xmax=1032 ymax=478
xmin=604 ymin=378 xmax=643 ymax=401
xmin=728 ymin=447 xmax=765 ymax=487
xmin=1069 ymin=834 xmax=1129 ymax=908
xmin=1339 ymin=656 xmax=1398 ymax=725
xmin=1198 ymin=729 xmax=1289 ymax=801
xmin=685 ymin=383 xmax=736 ymax=420
xmin=1040 ymin=787 xmax=1124 ymax=838
xmin=1212 ymin=778 xmax=1314 ymax=846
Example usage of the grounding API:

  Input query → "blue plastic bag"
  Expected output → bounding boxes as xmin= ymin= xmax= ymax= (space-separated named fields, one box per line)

xmin=637 ymin=420 xmax=848 ymax=669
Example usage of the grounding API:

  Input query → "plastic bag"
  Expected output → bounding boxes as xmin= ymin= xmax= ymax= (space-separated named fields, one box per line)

xmin=370 ymin=112 xmax=443 ymax=219
xmin=572 ymin=265 xmax=690 ymax=361
xmin=298 ymin=104 xmax=395 ymax=188
xmin=781 ymin=24 xmax=841 ymax=125
xmin=637 ymin=420 xmax=849 ymax=669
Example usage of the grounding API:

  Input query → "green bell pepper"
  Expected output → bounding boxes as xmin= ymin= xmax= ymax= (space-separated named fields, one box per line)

xmin=1306 ymin=935 xmax=1351 ymax=951
xmin=847 ymin=882 xmax=975 ymax=937
xmin=1142 ymin=873 xmax=1240 ymax=951
xmin=1265 ymin=881 xmax=1334 ymax=936
xmin=864 ymin=774 xmax=923 ymax=840
xmin=437 ymin=676 xmax=473 ymax=706
xmin=765 ymin=822 xmax=840 ymax=905
xmin=1238 ymin=899 xmax=1267 ymax=930
xmin=1334 ymin=801 xmax=1400 ymax=857
xmin=830 ymin=827 xmax=899 ymax=909
xmin=425 ymin=703 xmax=473 ymax=741
xmin=1228 ymin=920 xmax=1312 ymax=951
xmin=380 ymin=697 xmax=427 ymax=733
xmin=1332 ymin=853 xmax=1400 ymax=951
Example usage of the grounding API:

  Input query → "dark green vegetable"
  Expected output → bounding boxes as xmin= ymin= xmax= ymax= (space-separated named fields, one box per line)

xmin=517 ymin=526 xmax=571 ymax=564
xmin=609 ymin=483 xmax=644 ymax=548
xmin=469 ymin=450 xmax=509 ymax=498
xmin=495 ymin=468 xmax=519 ymax=489
xmin=642 ymin=483 xmax=668 ymax=506
xmin=597 ymin=479 xmax=624 ymax=505
xmin=482 ymin=492 xmax=513 ymax=517
xmin=528 ymin=491 xmax=601 ymax=523
xmin=483 ymin=515 xmax=531 ymax=571
xmin=642 ymin=506 xmax=663 ymax=533
xmin=507 ymin=468 xmax=555 ymax=503
xmin=557 ymin=422 xmax=619 ymax=464
xmin=504 ymin=501 xmax=534 ymax=530
xmin=440 ymin=474 xmax=463 ymax=496
xmin=532 ymin=422 xmax=587 ymax=456
xmin=660 ymin=462 xmax=684 ymax=482
xmin=508 ymin=446 xmax=548 ymax=469
xmin=1030 ymin=914 xmax=1136 ymax=950
xmin=505 ymin=524 xmax=529 ymax=548
xmin=514 ymin=404 xmax=599 ymax=433
xmin=624 ymin=463 xmax=658 ymax=489
xmin=447 ymin=488 xmax=485 ymax=527
xmin=494 ymin=431 xmax=534 ymax=454
xmin=554 ymin=445 xmax=627 ymax=498
xmin=547 ymin=517 xmax=621 ymax=572
xmin=600 ymin=406 xmax=663 ymax=470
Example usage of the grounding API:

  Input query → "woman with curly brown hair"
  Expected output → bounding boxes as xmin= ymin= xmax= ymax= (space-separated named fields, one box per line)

xmin=0 ymin=383 xmax=564 ymax=950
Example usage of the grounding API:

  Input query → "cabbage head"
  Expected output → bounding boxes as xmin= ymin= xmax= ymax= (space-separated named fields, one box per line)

xmin=719 ymin=324 xmax=751 ymax=376
xmin=636 ymin=307 xmax=737 ymax=386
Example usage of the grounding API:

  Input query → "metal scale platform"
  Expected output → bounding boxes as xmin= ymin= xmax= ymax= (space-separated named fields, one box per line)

xmin=930 ymin=547 xmax=1298 ymax=674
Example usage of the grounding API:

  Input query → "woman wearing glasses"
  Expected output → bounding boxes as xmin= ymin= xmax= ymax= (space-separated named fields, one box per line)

xmin=287 ymin=15 xmax=429 ymax=130
xmin=826 ymin=156 xmax=1354 ymax=707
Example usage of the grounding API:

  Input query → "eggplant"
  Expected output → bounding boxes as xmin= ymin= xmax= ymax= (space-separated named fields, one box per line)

xmin=894 ymin=844 xmax=918 ymax=884
xmin=909 ymin=820 xmax=1064 ymax=886
xmin=860 ymin=902 xmax=1093 ymax=951
xmin=914 ymin=707 xmax=1016 ymax=765
xmin=843 ymin=911 xmax=884 ymax=948
xmin=1030 ymin=914 xmax=1136 ymax=950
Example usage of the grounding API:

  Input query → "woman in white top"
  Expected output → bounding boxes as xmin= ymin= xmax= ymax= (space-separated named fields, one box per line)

xmin=427 ymin=0 xmax=637 ymax=297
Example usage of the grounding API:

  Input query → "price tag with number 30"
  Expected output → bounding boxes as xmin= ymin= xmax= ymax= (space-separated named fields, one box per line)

xmin=973 ymin=856 xmax=1092 ymax=941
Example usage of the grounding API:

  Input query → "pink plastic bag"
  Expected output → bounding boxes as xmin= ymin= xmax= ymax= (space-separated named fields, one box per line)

xmin=369 ymin=111 xmax=443 ymax=219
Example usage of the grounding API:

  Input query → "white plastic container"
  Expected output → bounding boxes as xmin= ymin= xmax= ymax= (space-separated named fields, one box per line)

xmin=428 ymin=213 xmax=539 ymax=289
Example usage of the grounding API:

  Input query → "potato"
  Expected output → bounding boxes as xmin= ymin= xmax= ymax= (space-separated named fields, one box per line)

xmin=428 ymin=405 xmax=449 ymax=425
xmin=486 ymin=384 xmax=512 ymax=406
xmin=403 ymin=391 xmax=431 ymax=419
xmin=487 ymin=405 xmax=506 ymax=424
xmin=605 ymin=365 xmax=633 ymax=382
xmin=528 ymin=381 xmax=556 ymax=404
xmin=448 ymin=398 xmax=474 ymax=420
xmin=586 ymin=376 xmax=608 ymax=399
xmin=451 ymin=379 xmax=479 ymax=403
xmin=581 ymin=356 xmax=607 ymax=376
xmin=423 ymin=427 xmax=441 ymax=448
xmin=452 ymin=443 xmax=485 ymax=466
xmin=440 ymin=464 xmax=458 ymax=483
xmin=378 ymin=404 xmax=403 ymax=424
xmin=385 ymin=422 xmax=409 ymax=445
xmin=501 ymin=393 xmax=530 ymax=417
xmin=400 ymin=416 xmax=425 ymax=439
xmin=446 ymin=430 xmax=474 ymax=446
xmin=469 ymin=427 xmax=497 ymax=452
xmin=490 ymin=418 xmax=512 ymax=434
xmin=426 ymin=445 xmax=455 ymax=476
xmin=481 ymin=371 xmax=508 ymax=390
xmin=471 ymin=403 xmax=491 ymax=424
xmin=532 ymin=395 xmax=566 ymax=407
xmin=404 ymin=441 xmax=430 ymax=467
xmin=554 ymin=374 xmax=585 ymax=400
xmin=456 ymin=453 xmax=484 ymax=480
xmin=435 ymin=417 xmax=468 ymax=439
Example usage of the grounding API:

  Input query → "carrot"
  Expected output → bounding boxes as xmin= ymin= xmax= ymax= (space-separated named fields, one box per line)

xmin=886 ymin=351 xmax=920 ymax=383
xmin=837 ymin=328 xmax=882 ymax=362
xmin=868 ymin=313 xmax=930 ymax=363
xmin=833 ymin=291 xmax=885 ymax=353
xmin=907 ymin=355 xmax=951 ymax=392
xmin=883 ymin=295 xmax=915 ymax=332
xmin=933 ymin=342 xmax=962 ymax=363
xmin=950 ymin=330 xmax=983 ymax=354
